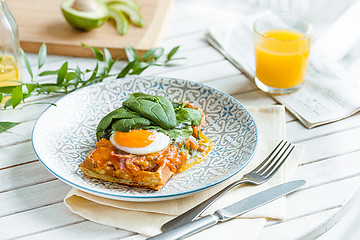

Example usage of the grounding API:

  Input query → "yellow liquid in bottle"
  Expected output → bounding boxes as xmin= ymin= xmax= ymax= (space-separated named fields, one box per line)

xmin=0 ymin=55 xmax=21 ymax=87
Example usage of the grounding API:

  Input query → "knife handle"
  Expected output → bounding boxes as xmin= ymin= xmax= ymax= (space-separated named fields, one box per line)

xmin=147 ymin=214 xmax=220 ymax=240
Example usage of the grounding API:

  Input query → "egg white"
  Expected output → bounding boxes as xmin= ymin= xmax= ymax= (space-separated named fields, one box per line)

xmin=110 ymin=130 xmax=170 ymax=155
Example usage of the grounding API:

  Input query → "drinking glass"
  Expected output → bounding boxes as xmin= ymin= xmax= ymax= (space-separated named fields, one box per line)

xmin=253 ymin=13 xmax=313 ymax=94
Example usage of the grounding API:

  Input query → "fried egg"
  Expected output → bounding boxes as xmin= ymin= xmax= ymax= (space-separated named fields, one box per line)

xmin=110 ymin=129 xmax=170 ymax=155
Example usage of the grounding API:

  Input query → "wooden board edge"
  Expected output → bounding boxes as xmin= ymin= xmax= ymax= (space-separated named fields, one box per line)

xmin=20 ymin=41 xmax=149 ymax=60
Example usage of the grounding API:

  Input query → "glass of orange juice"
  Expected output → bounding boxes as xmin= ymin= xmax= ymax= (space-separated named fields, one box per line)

xmin=253 ymin=13 xmax=314 ymax=94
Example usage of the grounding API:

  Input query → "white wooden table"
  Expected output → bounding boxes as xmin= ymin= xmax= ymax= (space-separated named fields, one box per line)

xmin=2 ymin=0 xmax=360 ymax=239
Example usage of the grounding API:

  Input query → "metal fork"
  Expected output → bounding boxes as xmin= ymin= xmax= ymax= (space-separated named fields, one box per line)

xmin=161 ymin=140 xmax=295 ymax=232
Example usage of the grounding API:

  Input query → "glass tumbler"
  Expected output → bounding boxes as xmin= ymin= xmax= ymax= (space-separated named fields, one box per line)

xmin=253 ymin=13 xmax=313 ymax=94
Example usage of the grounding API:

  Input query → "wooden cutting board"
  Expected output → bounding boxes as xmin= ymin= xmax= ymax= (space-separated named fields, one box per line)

xmin=7 ymin=0 xmax=173 ymax=59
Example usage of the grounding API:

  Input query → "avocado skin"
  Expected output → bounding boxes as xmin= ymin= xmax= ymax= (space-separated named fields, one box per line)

xmin=62 ymin=10 xmax=108 ymax=31
xmin=61 ymin=0 xmax=109 ymax=31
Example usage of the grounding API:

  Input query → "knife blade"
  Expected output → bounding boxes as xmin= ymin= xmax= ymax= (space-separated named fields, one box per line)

xmin=147 ymin=180 xmax=305 ymax=240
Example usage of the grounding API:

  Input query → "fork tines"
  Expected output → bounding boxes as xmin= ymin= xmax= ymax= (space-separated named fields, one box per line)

xmin=255 ymin=140 xmax=295 ymax=178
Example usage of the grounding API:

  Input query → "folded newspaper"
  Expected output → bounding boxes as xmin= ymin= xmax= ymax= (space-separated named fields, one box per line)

xmin=206 ymin=15 xmax=360 ymax=128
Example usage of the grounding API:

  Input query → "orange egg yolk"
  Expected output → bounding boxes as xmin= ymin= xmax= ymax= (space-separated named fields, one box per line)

xmin=113 ymin=130 xmax=155 ymax=148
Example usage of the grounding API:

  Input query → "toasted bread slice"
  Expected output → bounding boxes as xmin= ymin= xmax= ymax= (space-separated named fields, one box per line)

xmin=79 ymin=141 xmax=183 ymax=190
xmin=80 ymin=159 xmax=174 ymax=190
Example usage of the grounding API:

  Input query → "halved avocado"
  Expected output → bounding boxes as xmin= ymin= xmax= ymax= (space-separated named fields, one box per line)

xmin=62 ymin=0 xmax=109 ymax=31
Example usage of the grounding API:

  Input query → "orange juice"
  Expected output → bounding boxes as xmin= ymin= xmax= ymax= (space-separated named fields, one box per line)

xmin=255 ymin=29 xmax=312 ymax=89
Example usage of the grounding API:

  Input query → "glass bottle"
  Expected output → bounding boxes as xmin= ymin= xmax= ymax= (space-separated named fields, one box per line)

xmin=0 ymin=0 xmax=21 ymax=87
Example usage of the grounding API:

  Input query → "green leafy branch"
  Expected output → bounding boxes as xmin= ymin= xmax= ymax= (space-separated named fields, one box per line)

xmin=0 ymin=43 xmax=184 ymax=133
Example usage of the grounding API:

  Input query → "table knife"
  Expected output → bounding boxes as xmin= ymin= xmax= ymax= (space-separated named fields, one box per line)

xmin=147 ymin=180 xmax=305 ymax=240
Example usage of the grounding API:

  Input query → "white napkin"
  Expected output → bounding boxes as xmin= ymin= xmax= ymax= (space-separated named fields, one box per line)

xmin=64 ymin=105 xmax=304 ymax=239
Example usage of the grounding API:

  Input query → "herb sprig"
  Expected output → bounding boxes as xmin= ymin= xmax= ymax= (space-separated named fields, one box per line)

xmin=0 ymin=121 xmax=20 ymax=133
xmin=0 ymin=43 xmax=184 ymax=133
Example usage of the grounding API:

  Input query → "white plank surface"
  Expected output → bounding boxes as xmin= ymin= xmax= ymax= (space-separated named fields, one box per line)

xmin=0 ymin=142 xmax=37 ymax=168
xmin=0 ymin=180 xmax=70 ymax=217
xmin=0 ymin=161 xmax=56 ymax=192
xmin=17 ymin=221 xmax=134 ymax=240
xmin=1 ymin=203 xmax=84 ymax=239
xmin=1 ymin=0 xmax=360 ymax=239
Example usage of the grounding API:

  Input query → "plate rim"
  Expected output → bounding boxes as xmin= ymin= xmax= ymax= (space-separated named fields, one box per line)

xmin=32 ymin=76 xmax=258 ymax=201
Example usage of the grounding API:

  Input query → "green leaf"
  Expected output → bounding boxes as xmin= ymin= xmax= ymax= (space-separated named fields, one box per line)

xmin=75 ymin=65 xmax=82 ymax=75
xmin=22 ymin=93 xmax=32 ymax=100
xmin=38 ymin=43 xmax=47 ymax=69
xmin=81 ymin=43 xmax=104 ymax=61
xmin=153 ymin=48 xmax=164 ymax=60
xmin=167 ymin=46 xmax=180 ymax=61
xmin=4 ymin=97 xmax=12 ymax=108
xmin=0 ymin=85 xmax=17 ymax=94
xmin=124 ymin=45 xmax=138 ymax=62
xmin=26 ymin=83 xmax=37 ymax=94
xmin=88 ymin=62 xmax=99 ymax=81
xmin=39 ymin=70 xmax=58 ymax=76
xmin=167 ymin=126 xmax=194 ymax=140
xmin=104 ymin=48 xmax=115 ymax=71
xmin=117 ymin=60 xmax=136 ymax=78
xmin=123 ymin=92 xmax=177 ymax=129
xmin=96 ymin=107 xmax=151 ymax=140
xmin=165 ymin=57 xmax=186 ymax=64
xmin=107 ymin=59 xmax=117 ymax=74
xmin=129 ymin=65 xmax=149 ymax=75
xmin=142 ymin=47 xmax=164 ymax=61
xmin=75 ymin=66 xmax=83 ymax=83
xmin=129 ymin=62 xmax=149 ymax=75
xmin=81 ymin=75 xmax=107 ymax=88
xmin=104 ymin=47 xmax=112 ymax=60
xmin=20 ymin=48 xmax=33 ymax=80
xmin=0 ymin=93 xmax=3 ymax=102
xmin=57 ymin=62 xmax=68 ymax=85
xmin=0 ymin=121 xmax=20 ymax=133
xmin=111 ymin=117 xmax=151 ymax=133
xmin=11 ymin=85 xmax=23 ymax=108
xmin=175 ymin=107 xmax=202 ymax=126
xmin=65 ymin=72 xmax=78 ymax=82
xmin=39 ymin=84 xmax=63 ymax=93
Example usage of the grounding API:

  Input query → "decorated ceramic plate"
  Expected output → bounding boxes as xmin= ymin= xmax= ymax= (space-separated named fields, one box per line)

xmin=32 ymin=76 xmax=257 ymax=201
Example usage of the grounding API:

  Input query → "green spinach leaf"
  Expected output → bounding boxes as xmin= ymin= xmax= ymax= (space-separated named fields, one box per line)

xmin=111 ymin=117 xmax=151 ymax=133
xmin=122 ymin=93 xmax=177 ymax=129
xmin=96 ymin=107 xmax=150 ymax=139
xmin=175 ymin=107 xmax=202 ymax=126
xmin=96 ymin=94 xmax=202 ymax=142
